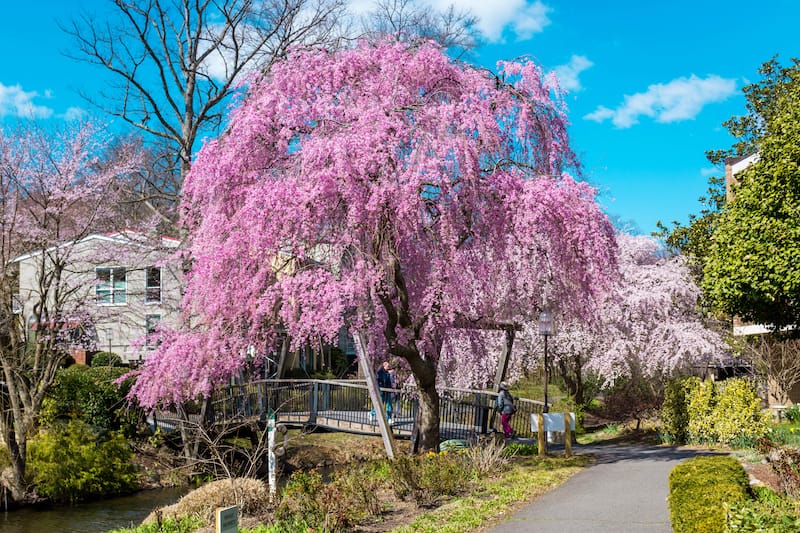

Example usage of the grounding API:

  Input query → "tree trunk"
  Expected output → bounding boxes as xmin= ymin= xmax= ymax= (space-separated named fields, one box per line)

xmin=415 ymin=379 xmax=441 ymax=453
xmin=3 ymin=429 xmax=27 ymax=503
xmin=403 ymin=352 xmax=440 ymax=453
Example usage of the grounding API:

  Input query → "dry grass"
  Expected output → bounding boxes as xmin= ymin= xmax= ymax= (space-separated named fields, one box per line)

xmin=142 ymin=478 xmax=271 ymax=527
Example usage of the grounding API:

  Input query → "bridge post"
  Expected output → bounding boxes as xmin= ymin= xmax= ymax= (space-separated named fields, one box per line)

xmin=310 ymin=382 xmax=319 ymax=424
xmin=475 ymin=392 xmax=490 ymax=435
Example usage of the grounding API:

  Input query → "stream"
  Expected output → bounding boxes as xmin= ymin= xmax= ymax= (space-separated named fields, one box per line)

xmin=0 ymin=486 xmax=190 ymax=533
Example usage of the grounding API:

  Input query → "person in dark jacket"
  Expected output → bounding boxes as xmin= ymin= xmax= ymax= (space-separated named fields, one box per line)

xmin=496 ymin=381 xmax=516 ymax=438
xmin=377 ymin=360 xmax=395 ymax=421
xmin=370 ymin=360 xmax=396 ymax=424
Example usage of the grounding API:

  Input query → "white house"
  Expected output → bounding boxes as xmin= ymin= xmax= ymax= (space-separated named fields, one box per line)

xmin=13 ymin=230 xmax=182 ymax=365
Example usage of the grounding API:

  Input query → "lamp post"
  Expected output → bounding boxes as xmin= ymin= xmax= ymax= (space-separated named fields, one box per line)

xmin=538 ymin=308 xmax=554 ymax=413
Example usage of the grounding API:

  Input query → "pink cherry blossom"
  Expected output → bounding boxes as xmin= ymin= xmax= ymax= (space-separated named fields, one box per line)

xmin=130 ymin=40 xmax=619 ymax=449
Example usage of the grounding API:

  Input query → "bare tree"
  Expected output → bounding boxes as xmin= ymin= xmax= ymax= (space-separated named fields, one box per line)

xmin=741 ymin=334 xmax=800 ymax=406
xmin=63 ymin=0 xmax=347 ymax=226
xmin=360 ymin=0 xmax=479 ymax=57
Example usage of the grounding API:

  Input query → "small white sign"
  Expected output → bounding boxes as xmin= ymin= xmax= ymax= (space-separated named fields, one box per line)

xmin=216 ymin=505 xmax=238 ymax=533
xmin=531 ymin=412 xmax=576 ymax=432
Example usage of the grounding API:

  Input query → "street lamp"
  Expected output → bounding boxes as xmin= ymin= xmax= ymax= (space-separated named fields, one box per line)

xmin=538 ymin=308 xmax=554 ymax=413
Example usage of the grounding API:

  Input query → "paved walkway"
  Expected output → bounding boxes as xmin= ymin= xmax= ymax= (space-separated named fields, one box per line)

xmin=489 ymin=443 xmax=721 ymax=533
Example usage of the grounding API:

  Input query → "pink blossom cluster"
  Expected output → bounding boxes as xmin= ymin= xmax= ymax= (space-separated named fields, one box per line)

xmin=130 ymin=40 xmax=619 ymax=408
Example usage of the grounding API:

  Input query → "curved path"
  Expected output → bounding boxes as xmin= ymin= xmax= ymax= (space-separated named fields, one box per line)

xmin=489 ymin=443 xmax=722 ymax=533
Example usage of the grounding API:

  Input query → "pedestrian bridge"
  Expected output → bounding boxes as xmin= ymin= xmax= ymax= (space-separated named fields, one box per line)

xmin=150 ymin=379 xmax=546 ymax=442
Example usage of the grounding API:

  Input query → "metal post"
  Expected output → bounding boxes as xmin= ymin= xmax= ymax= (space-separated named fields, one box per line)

xmin=543 ymin=334 xmax=549 ymax=413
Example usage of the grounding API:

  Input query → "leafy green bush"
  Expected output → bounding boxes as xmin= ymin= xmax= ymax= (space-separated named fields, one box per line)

xmin=678 ymin=378 xmax=768 ymax=448
xmin=713 ymin=379 xmax=770 ymax=448
xmin=686 ymin=379 xmax=717 ymax=444
xmin=275 ymin=465 xmax=382 ymax=532
xmin=669 ymin=455 xmax=750 ymax=533
xmin=725 ymin=485 xmax=800 ymax=532
xmin=28 ymin=420 xmax=138 ymax=503
xmin=41 ymin=365 xmax=138 ymax=435
xmin=660 ymin=377 xmax=696 ymax=445
xmin=91 ymin=351 xmax=123 ymax=367
xmin=784 ymin=405 xmax=800 ymax=423
xmin=390 ymin=451 xmax=471 ymax=507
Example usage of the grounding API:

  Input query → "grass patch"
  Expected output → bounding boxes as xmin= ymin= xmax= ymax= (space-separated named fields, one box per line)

xmin=507 ymin=378 xmax=568 ymax=407
xmin=769 ymin=422 xmax=800 ymax=447
xmin=577 ymin=423 xmax=622 ymax=444
xmin=388 ymin=455 xmax=590 ymax=532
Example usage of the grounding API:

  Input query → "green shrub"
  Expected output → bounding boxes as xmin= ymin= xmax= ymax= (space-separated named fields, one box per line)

xmin=682 ymin=378 xmax=768 ymax=448
xmin=91 ymin=351 xmax=123 ymax=367
xmin=389 ymin=451 xmax=471 ymax=507
xmin=784 ymin=405 xmax=800 ymax=423
xmin=503 ymin=442 xmax=538 ymax=456
xmin=275 ymin=465 xmax=382 ymax=532
xmin=41 ymin=365 xmax=139 ymax=435
xmin=725 ymin=485 xmax=800 ymax=532
xmin=660 ymin=377 xmax=696 ymax=445
xmin=712 ymin=379 xmax=770 ymax=448
xmin=687 ymin=379 xmax=717 ymax=444
xmin=669 ymin=455 xmax=750 ymax=533
xmin=28 ymin=420 xmax=138 ymax=503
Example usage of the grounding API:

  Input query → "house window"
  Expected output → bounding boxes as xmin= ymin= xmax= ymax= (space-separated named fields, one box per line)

xmin=96 ymin=267 xmax=127 ymax=305
xmin=145 ymin=266 xmax=162 ymax=304
xmin=145 ymin=314 xmax=161 ymax=348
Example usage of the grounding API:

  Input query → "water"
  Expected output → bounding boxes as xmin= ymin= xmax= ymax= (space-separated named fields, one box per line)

xmin=0 ymin=487 xmax=189 ymax=533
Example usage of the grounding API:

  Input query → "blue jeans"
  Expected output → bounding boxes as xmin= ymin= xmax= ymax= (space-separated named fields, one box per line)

xmin=381 ymin=391 xmax=394 ymax=418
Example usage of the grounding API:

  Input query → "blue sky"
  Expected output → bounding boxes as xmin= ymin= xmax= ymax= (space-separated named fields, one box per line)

xmin=2 ymin=0 xmax=799 ymax=234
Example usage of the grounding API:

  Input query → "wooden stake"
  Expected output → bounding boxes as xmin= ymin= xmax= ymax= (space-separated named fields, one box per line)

xmin=564 ymin=412 xmax=572 ymax=457
xmin=537 ymin=413 xmax=546 ymax=456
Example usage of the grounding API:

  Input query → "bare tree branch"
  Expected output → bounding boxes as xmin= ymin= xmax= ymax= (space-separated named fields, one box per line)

xmin=741 ymin=334 xmax=800 ymax=405
xmin=62 ymin=0 xmax=348 ymax=226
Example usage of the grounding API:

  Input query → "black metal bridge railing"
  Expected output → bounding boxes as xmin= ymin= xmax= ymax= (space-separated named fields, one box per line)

xmin=189 ymin=379 xmax=546 ymax=442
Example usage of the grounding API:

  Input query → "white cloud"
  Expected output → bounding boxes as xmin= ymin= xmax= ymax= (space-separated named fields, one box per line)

xmin=61 ymin=106 xmax=87 ymax=121
xmin=350 ymin=0 xmax=552 ymax=43
xmin=552 ymin=55 xmax=593 ymax=92
xmin=584 ymin=74 xmax=737 ymax=128
xmin=430 ymin=0 xmax=551 ymax=42
xmin=0 ymin=83 xmax=54 ymax=119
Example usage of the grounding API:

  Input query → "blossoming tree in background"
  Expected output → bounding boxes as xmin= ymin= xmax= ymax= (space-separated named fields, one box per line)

xmin=0 ymin=122 xmax=142 ymax=502
xmin=439 ymin=234 xmax=725 ymax=412
xmin=130 ymin=40 xmax=619 ymax=451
